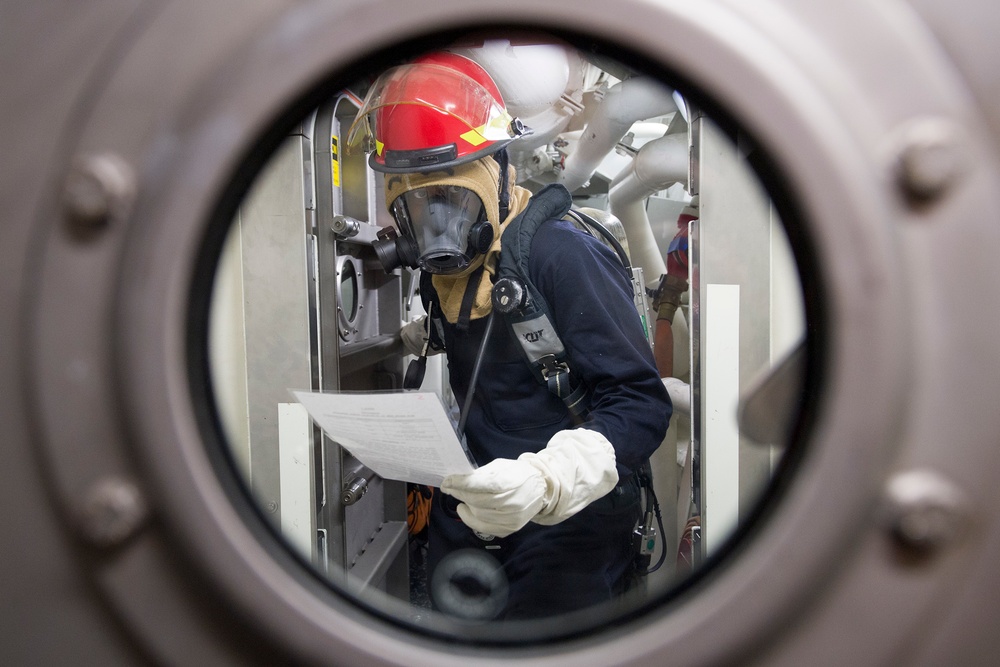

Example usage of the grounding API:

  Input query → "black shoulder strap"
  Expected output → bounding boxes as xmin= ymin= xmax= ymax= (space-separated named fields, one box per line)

xmin=418 ymin=270 xmax=446 ymax=350
xmin=493 ymin=184 xmax=589 ymax=422
xmin=496 ymin=183 xmax=571 ymax=310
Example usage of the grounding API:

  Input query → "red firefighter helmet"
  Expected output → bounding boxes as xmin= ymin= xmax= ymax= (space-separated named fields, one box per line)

xmin=348 ymin=52 xmax=525 ymax=173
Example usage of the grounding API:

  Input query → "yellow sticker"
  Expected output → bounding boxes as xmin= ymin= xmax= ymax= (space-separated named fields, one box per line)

xmin=459 ymin=128 xmax=488 ymax=147
xmin=331 ymin=136 xmax=340 ymax=187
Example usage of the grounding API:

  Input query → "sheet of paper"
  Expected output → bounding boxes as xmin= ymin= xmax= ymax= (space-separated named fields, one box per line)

xmin=292 ymin=390 xmax=476 ymax=487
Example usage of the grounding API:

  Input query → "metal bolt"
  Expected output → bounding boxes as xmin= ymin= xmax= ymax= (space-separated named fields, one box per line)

xmin=883 ymin=469 xmax=971 ymax=557
xmin=62 ymin=152 xmax=135 ymax=235
xmin=893 ymin=117 xmax=965 ymax=204
xmin=342 ymin=476 xmax=371 ymax=505
xmin=331 ymin=214 xmax=360 ymax=238
xmin=78 ymin=477 xmax=149 ymax=548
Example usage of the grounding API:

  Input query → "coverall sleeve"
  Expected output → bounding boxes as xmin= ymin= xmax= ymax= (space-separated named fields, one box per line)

xmin=530 ymin=222 xmax=672 ymax=476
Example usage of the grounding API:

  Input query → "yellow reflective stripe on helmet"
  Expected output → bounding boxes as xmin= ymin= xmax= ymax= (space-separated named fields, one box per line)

xmin=460 ymin=108 xmax=512 ymax=146
xmin=459 ymin=128 xmax=488 ymax=147
xmin=376 ymin=139 xmax=384 ymax=155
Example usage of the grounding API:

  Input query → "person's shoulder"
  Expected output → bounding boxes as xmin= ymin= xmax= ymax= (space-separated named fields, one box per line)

xmin=531 ymin=217 xmax=597 ymax=254
xmin=527 ymin=217 xmax=619 ymax=287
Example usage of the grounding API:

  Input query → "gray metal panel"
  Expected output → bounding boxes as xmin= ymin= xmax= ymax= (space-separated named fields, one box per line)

xmin=239 ymin=135 xmax=314 ymax=517
xmin=313 ymin=94 xmax=407 ymax=595
xmin=689 ymin=215 xmax=703 ymax=566
xmin=336 ymin=98 xmax=374 ymax=222
xmin=693 ymin=115 xmax=776 ymax=540
xmin=346 ymin=521 xmax=408 ymax=590
xmin=313 ymin=99 xmax=347 ymax=568
xmin=345 ymin=477 xmax=389 ymax=568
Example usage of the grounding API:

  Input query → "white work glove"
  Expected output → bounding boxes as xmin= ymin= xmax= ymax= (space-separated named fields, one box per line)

xmin=399 ymin=315 xmax=440 ymax=357
xmin=662 ymin=377 xmax=691 ymax=417
xmin=440 ymin=428 xmax=619 ymax=538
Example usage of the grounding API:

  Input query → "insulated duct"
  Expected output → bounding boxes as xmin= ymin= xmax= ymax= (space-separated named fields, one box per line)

xmin=608 ymin=132 xmax=690 ymax=284
xmin=557 ymin=76 xmax=677 ymax=192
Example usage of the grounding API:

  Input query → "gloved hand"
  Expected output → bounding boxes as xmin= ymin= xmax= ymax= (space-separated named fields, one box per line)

xmin=440 ymin=428 xmax=620 ymax=537
xmin=399 ymin=315 xmax=442 ymax=357
xmin=662 ymin=377 xmax=691 ymax=417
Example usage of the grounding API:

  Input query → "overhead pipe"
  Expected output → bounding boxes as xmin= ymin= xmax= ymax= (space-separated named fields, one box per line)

xmin=557 ymin=76 xmax=677 ymax=192
xmin=608 ymin=132 xmax=690 ymax=285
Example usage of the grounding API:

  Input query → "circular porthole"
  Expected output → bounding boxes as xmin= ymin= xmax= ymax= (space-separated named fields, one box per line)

xmin=337 ymin=256 xmax=361 ymax=341
xmin=33 ymin=0 xmax=981 ymax=664
xmin=197 ymin=29 xmax=821 ymax=646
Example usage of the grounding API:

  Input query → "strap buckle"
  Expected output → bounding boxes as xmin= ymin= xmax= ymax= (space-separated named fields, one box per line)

xmin=537 ymin=354 xmax=569 ymax=381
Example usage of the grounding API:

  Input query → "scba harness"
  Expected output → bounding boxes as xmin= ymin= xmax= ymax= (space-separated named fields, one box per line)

xmin=490 ymin=184 xmax=640 ymax=421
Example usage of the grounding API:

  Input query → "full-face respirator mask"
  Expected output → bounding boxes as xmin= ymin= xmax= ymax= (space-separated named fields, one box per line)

xmin=373 ymin=183 xmax=495 ymax=275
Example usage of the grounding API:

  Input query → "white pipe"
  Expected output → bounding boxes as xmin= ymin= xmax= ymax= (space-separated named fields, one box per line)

xmin=461 ymin=42 xmax=575 ymax=117
xmin=613 ymin=198 xmax=665 ymax=285
xmin=608 ymin=132 xmax=689 ymax=283
xmin=557 ymin=77 xmax=677 ymax=192
xmin=610 ymin=132 xmax=688 ymax=202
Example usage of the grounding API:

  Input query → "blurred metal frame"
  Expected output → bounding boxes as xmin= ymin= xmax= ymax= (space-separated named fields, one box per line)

xmin=3 ymin=0 xmax=1000 ymax=665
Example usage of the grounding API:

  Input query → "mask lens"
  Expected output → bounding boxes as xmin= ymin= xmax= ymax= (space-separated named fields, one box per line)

xmin=392 ymin=185 xmax=485 ymax=274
